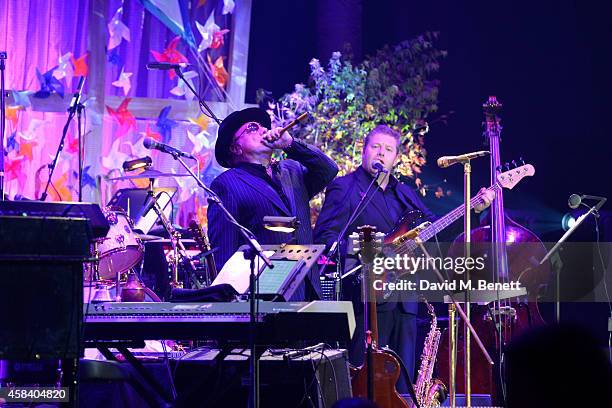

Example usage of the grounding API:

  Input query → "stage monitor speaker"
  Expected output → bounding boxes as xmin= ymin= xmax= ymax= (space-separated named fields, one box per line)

xmin=0 ymin=215 xmax=89 ymax=360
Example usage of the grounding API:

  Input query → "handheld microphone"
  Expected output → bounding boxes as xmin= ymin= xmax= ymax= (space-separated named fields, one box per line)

xmin=372 ymin=162 xmax=388 ymax=174
xmin=146 ymin=62 xmax=190 ymax=71
xmin=143 ymin=138 xmax=195 ymax=159
xmin=437 ymin=150 xmax=490 ymax=168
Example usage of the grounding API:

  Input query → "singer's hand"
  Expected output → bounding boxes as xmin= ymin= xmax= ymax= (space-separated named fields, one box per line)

xmin=474 ymin=187 xmax=495 ymax=213
xmin=262 ymin=127 xmax=293 ymax=150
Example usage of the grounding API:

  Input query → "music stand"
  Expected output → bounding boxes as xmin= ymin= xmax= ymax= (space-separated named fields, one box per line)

xmin=211 ymin=244 xmax=325 ymax=301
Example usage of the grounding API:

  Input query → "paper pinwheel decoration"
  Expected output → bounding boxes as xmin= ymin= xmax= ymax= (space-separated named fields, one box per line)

xmin=11 ymin=90 xmax=32 ymax=108
xmin=5 ymin=153 xmax=25 ymax=180
xmin=102 ymin=138 xmax=132 ymax=172
xmin=107 ymin=47 xmax=123 ymax=67
xmin=150 ymin=36 xmax=188 ymax=79
xmin=49 ymin=172 xmax=73 ymax=202
xmin=155 ymin=106 xmax=177 ymax=144
xmin=140 ymin=123 xmax=163 ymax=143
xmin=6 ymin=106 xmax=23 ymax=128
xmin=170 ymin=70 xmax=198 ymax=100
xmin=106 ymin=97 xmax=136 ymax=137
xmin=73 ymin=166 xmax=97 ymax=189
xmin=207 ymin=54 xmax=229 ymax=88
xmin=196 ymin=12 xmax=229 ymax=52
xmin=112 ymin=68 xmax=133 ymax=96
xmin=34 ymin=67 xmax=65 ymax=99
xmin=187 ymin=129 xmax=212 ymax=153
xmin=19 ymin=139 xmax=37 ymax=162
xmin=6 ymin=132 xmax=19 ymax=153
xmin=72 ymin=53 xmax=89 ymax=77
xmin=108 ymin=7 xmax=131 ymax=50
xmin=66 ymin=136 xmax=79 ymax=154
xmin=188 ymin=114 xmax=210 ymax=134
xmin=53 ymin=52 xmax=74 ymax=88
xmin=222 ymin=0 xmax=235 ymax=15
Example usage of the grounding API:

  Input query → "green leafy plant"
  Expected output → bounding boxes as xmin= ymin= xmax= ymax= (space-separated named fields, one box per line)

xmin=258 ymin=32 xmax=446 ymax=214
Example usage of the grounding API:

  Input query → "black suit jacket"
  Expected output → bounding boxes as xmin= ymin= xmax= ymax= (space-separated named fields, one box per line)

xmin=314 ymin=167 xmax=435 ymax=313
xmin=208 ymin=139 xmax=338 ymax=299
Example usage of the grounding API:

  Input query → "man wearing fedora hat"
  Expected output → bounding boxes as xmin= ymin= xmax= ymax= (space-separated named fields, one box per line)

xmin=207 ymin=107 xmax=338 ymax=300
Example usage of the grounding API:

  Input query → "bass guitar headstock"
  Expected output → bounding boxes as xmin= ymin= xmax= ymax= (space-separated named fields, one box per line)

xmin=496 ymin=161 xmax=535 ymax=190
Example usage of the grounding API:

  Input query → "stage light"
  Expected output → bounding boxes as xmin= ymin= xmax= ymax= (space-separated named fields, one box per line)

xmin=561 ymin=213 xmax=576 ymax=231
xmin=263 ymin=216 xmax=300 ymax=233
xmin=123 ymin=156 xmax=152 ymax=172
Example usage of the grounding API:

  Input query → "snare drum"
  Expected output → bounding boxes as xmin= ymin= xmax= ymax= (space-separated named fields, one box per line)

xmin=95 ymin=207 xmax=143 ymax=280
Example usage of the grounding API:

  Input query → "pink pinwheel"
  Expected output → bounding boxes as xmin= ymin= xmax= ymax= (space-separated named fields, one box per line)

xmin=151 ymin=37 xmax=188 ymax=79
xmin=106 ymin=97 xmax=136 ymax=137
xmin=139 ymin=123 xmax=163 ymax=143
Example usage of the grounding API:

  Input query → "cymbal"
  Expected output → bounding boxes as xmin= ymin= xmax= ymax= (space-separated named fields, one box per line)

xmin=136 ymin=233 xmax=163 ymax=242
xmin=109 ymin=169 xmax=190 ymax=181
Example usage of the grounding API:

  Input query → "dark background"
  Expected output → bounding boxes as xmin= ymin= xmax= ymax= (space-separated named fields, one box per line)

xmin=246 ymin=0 xmax=611 ymax=230
xmin=245 ymin=0 xmax=612 ymax=343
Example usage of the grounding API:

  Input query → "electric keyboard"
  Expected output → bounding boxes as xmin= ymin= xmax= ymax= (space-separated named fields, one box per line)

xmin=83 ymin=301 xmax=355 ymax=344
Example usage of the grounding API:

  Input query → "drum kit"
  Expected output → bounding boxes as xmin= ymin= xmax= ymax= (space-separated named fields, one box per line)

xmin=85 ymin=167 xmax=206 ymax=303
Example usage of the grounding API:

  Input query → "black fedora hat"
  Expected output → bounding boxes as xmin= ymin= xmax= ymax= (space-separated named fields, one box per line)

xmin=215 ymin=107 xmax=271 ymax=168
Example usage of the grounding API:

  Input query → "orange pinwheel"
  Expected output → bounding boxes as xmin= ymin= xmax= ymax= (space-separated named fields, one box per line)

xmin=72 ymin=53 xmax=89 ymax=77
xmin=207 ymin=54 xmax=229 ymax=89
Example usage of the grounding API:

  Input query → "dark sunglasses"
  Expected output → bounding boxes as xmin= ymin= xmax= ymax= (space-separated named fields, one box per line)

xmin=236 ymin=122 xmax=263 ymax=139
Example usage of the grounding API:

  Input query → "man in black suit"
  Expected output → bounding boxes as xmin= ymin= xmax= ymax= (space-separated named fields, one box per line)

xmin=314 ymin=124 xmax=431 ymax=393
xmin=207 ymin=107 xmax=338 ymax=300
xmin=315 ymin=124 xmax=494 ymax=393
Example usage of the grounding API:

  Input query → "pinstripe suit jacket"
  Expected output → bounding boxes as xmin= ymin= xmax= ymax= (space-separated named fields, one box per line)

xmin=207 ymin=139 xmax=338 ymax=300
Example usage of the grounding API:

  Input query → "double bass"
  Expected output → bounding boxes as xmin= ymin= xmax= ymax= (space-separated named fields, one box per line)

xmin=437 ymin=96 xmax=551 ymax=400
xmin=351 ymin=225 xmax=409 ymax=408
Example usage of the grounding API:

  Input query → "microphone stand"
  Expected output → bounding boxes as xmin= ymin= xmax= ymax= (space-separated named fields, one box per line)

xmin=41 ymin=77 xmax=86 ymax=201
xmin=164 ymin=150 xmax=272 ymax=408
xmin=166 ymin=69 xmax=270 ymax=407
xmin=318 ymin=168 xmax=385 ymax=302
xmin=539 ymin=197 xmax=606 ymax=322
xmin=174 ymin=67 xmax=222 ymax=125
xmin=0 ymin=51 xmax=6 ymax=200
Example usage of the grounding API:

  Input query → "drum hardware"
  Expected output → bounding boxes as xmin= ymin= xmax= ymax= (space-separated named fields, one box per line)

xmin=141 ymin=176 xmax=198 ymax=290
xmin=135 ymin=233 xmax=162 ymax=242
xmin=107 ymin=168 xmax=190 ymax=181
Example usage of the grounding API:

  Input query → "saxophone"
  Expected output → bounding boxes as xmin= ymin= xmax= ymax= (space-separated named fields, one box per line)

xmin=410 ymin=298 xmax=447 ymax=408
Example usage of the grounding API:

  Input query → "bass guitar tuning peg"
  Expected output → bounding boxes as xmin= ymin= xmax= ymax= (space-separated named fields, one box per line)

xmin=511 ymin=160 xmax=518 ymax=168
xmin=504 ymin=162 xmax=511 ymax=171
xmin=519 ymin=157 xmax=526 ymax=165
xmin=496 ymin=165 xmax=503 ymax=173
